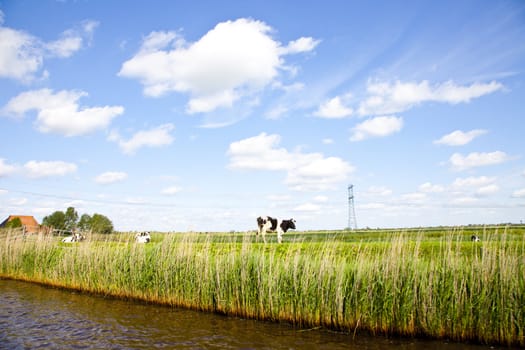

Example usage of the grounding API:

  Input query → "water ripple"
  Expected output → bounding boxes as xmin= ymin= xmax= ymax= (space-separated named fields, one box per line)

xmin=0 ymin=279 xmax=504 ymax=350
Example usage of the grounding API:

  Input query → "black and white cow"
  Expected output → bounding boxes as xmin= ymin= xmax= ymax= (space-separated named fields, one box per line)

xmin=256 ymin=216 xmax=296 ymax=243
xmin=61 ymin=232 xmax=85 ymax=243
xmin=135 ymin=231 xmax=151 ymax=243
xmin=471 ymin=235 xmax=481 ymax=242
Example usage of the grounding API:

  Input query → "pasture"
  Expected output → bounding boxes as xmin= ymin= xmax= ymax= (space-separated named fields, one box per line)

xmin=0 ymin=225 xmax=524 ymax=346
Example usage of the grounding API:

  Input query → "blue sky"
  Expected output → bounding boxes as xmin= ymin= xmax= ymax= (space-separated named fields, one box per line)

xmin=1 ymin=0 xmax=524 ymax=232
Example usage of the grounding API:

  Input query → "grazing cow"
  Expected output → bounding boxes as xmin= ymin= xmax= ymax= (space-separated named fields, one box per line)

xmin=471 ymin=235 xmax=481 ymax=242
xmin=256 ymin=216 xmax=296 ymax=243
xmin=135 ymin=231 xmax=151 ymax=243
xmin=61 ymin=232 xmax=85 ymax=243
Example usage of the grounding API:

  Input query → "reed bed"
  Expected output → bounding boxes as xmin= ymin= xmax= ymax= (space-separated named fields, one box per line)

xmin=0 ymin=227 xmax=523 ymax=346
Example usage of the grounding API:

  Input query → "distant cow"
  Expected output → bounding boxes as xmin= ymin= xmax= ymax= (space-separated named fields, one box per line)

xmin=256 ymin=216 xmax=296 ymax=243
xmin=471 ymin=235 xmax=481 ymax=242
xmin=135 ymin=231 xmax=151 ymax=243
xmin=61 ymin=232 xmax=85 ymax=243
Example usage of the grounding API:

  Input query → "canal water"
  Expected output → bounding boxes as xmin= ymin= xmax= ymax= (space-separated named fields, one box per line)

xmin=0 ymin=279 xmax=509 ymax=349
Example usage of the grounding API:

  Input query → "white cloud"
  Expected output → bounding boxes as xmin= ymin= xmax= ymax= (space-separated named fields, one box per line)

xmin=350 ymin=115 xmax=403 ymax=141
xmin=161 ymin=186 xmax=181 ymax=195
xmin=267 ymin=194 xmax=291 ymax=202
xmin=451 ymin=196 xmax=479 ymax=206
xmin=314 ymin=195 xmax=328 ymax=202
xmin=452 ymin=176 xmax=495 ymax=189
xmin=293 ymin=202 xmax=321 ymax=212
xmin=24 ymin=160 xmax=77 ymax=178
xmin=119 ymin=18 xmax=318 ymax=114
xmin=0 ymin=159 xmax=17 ymax=177
xmin=265 ymin=105 xmax=289 ymax=120
xmin=280 ymin=37 xmax=321 ymax=54
xmin=95 ymin=171 xmax=128 ymax=185
xmin=227 ymin=132 xmax=354 ymax=191
xmin=1 ymin=89 xmax=123 ymax=136
xmin=322 ymin=138 xmax=334 ymax=145
xmin=9 ymin=197 xmax=27 ymax=206
xmin=434 ymin=129 xmax=487 ymax=146
xmin=451 ymin=176 xmax=499 ymax=196
xmin=314 ymin=96 xmax=353 ymax=119
xmin=366 ymin=186 xmax=393 ymax=197
xmin=46 ymin=20 xmax=98 ymax=58
xmin=286 ymin=155 xmax=354 ymax=191
xmin=0 ymin=19 xmax=98 ymax=82
xmin=361 ymin=202 xmax=387 ymax=210
xmin=449 ymin=151 xmax=511 ymax=171
xmin=358 ymin=80 xmax=503 ymax=116
xmin=476 ymin=184 xmax=499 ymax=196
xmin=227 ymin=133 xmax=291 ymax=171
xmin=108 ymin=123 xmax=175 ymax=155
xmin=401 ymin=192 xmax=427 ymax=202
xmin=419 ymin=182 xmax=445 ymax=193
xmin=512 ymin=188 xmax=525 ymax=198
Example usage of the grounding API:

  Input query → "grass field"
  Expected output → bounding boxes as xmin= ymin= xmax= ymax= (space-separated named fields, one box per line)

xmin=1 ymin=225 xmax=524 ymax=346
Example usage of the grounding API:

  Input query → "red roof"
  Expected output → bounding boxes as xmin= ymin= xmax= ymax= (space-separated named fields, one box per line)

xmin=1 ymin=215 xmax=40 ymax=233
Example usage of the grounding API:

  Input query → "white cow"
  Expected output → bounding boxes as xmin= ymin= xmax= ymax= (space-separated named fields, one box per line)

xmin=256 ymin=216 xmax=296 ymax=243
xmin=135 ymin=231 xmax=151 ymax=243
xmin=61 ymin=232 xmax=85 ymax=243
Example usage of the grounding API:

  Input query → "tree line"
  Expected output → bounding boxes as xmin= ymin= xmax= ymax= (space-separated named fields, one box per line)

xmin=42 ymin=207 xmax=114 ymax=234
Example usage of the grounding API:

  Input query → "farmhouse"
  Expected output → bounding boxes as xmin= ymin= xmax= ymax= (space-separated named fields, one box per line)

xmin=0 ymin=215 xmax=40 ymax=233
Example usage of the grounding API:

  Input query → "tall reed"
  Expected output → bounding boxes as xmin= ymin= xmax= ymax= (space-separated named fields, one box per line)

xmin=0 ymin=227 xmax=523 ymax=346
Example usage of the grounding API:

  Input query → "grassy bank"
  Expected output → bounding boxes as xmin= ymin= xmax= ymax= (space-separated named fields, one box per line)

xmin=1 ymin=227 xmax=524 ymax=346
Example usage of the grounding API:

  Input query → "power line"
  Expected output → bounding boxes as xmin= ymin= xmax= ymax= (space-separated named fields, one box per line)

xmin=0 ymin=187 xmax=290 ymax=210
xmin=0 ymin=187 xmax=176 ymax=208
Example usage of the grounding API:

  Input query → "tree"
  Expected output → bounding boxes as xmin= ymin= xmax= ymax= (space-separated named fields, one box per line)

xmin=78 ymin=214 xmax=92 ymax=231
xmin=89 ymin=213 xmax=113 ymax=234
xmin=5 ymin=217 xmax=22 ymax=229
xmin=42 ymin=211 xmax=66 ymax=230
xmin=42 ymin=207 xmax=114 ymax=234
xmin=64 ymin=207 xmax=79 ymax=231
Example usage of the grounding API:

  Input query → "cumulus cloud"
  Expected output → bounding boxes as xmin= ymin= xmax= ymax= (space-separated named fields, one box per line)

xmin=0 ymin=18 xmax=98 ymax=82
xmin=0 ymin=158 xmax=17 ymax=177
xmin=227 ymin=132 xmax=354 ymax=191
xmin=108 ymin=123 xmax=175 ymax=155
xmin=24 ymin=160 xmax=77 ymax=178
xmin=357 ymin=80 xmax=503 ymax=116
xmin=314 ymin=96 xmax=353 ymax=119
xmin=280 ymin=37 xmax=321 ymax=54
xmin=476 ymin=184 xmax=499 ymax=196
xmin=452 ymin=176 xmax=495 ymax=189
xmin=161 ymin=186 xmax=181 ymax=195
xmin=119 ymin=18 xmax=319 ymax=114
xmin=350 ymin=115 xmax=403 ymax=141
xmin=434 ymin=129 xmax=487 ymax=146
xmin=401 ymin=192 xmax=427 ymax=203
xmin=366 ymin=186 xmax=393 ymax=197
xmin=449 ymin=151 xmax=511 ymax=171
xmin=419 ymin=182 xmax=445 ymax=193
xmin=95 ymin=171 xmax=128 ymax=185
xmin=451 ymin=176 xmax=500 ymax=197
xmin=512 ymin=188 xmax=525 ymax=198
xmin=1 ymin=89 xmax=123 ymax=136
xmin=293 ymin=202 xmax=321 ymax=212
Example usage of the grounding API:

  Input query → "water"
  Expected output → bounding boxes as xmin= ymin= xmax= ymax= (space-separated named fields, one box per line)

xmin=0 ymin=279 xmax=507 ymax=349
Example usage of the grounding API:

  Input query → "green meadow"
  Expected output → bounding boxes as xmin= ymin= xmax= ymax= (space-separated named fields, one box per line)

xmin=1 ymin=226 xmax=524 ymax=346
